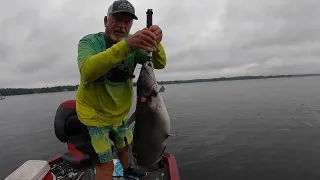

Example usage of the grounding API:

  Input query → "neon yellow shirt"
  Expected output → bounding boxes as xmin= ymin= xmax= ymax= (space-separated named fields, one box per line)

xmin=76 ymin=32 xmax=166 ymax=127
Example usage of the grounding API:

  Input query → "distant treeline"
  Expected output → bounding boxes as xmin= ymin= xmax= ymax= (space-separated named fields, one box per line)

xmin=1 ymin=73 xmax=319 ymax=97
xmin=0 ymin=85 xmax=79 ymax=96
xmin=156 ymin=73 xmax=320 ymax=85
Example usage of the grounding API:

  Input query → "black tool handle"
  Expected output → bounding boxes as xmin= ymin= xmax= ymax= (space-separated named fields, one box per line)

xmin=146 ymin=9 xmax=153 ymax=61
xmin=146 ymin=9 xmax=153 ymax=28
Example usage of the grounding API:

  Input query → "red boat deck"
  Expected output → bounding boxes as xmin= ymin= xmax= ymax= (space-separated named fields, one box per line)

xmin=48 ymin=151 xmax=179 ymax=180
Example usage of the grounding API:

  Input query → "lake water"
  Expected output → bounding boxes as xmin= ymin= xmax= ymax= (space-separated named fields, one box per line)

xmin=1 ymin=76 xmax=320 ymax=180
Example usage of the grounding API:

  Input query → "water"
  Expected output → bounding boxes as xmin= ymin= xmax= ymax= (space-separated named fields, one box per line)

xmin=1 ymin=76 xmax=320 ymax=180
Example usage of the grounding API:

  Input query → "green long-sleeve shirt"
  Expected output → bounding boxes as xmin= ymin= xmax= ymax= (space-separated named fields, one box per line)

xmin=76 ymin=32 xmax=166 ymax=127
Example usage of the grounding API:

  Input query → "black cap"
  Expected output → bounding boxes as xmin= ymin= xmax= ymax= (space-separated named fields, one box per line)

xmin=107 ymin=0 xmax=138 ymax=20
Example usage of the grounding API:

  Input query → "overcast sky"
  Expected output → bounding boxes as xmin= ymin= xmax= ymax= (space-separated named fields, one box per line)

xmin=0 ymin=0 xmax=319 ymax=88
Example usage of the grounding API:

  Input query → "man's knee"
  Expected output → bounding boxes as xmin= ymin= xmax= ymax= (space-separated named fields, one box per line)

xmin=96 ymin=161 xmax=114 ymax=177
xmin=114 ymin=123 xmax=133 ymax=149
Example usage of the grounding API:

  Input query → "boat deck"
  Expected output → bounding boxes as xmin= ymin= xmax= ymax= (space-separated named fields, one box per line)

xmin=49 ymin=150 xmax=175 ymax=180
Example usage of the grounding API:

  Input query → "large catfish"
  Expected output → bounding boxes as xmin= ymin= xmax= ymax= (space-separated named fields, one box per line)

xmin=130 ymin=60 xmax=171 ymax=170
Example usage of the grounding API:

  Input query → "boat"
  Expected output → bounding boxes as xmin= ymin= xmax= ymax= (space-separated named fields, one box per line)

xmin=5 ymin=100 xmax=180 ymax=180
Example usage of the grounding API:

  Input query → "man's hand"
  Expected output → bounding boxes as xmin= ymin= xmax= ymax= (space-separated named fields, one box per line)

xmin=127 ymin=29 xmax=157 ymax=52
xmin=149 ymin=25 xmax=162 ymax=44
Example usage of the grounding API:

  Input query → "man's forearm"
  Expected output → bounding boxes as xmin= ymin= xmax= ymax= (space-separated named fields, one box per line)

xmin=80 ymin=39 xmax=131 ymax=83
xmin=152 ymin=43 xmax=166 ymax=69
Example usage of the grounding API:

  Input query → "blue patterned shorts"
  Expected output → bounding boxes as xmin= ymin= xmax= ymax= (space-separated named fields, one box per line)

xmin=87 ymin=120 xmax=133 ymax=163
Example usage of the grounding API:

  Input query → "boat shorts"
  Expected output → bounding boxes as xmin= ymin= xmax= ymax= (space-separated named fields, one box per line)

xmin=86 ymin=120 xmax=133 ymax=163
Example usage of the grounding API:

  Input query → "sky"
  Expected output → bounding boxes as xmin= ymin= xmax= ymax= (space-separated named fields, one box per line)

xmin=0 ymin=0 xmax=320 ymax=88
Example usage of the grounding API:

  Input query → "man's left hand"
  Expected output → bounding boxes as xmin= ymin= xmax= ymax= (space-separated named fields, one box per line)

xmin=149 ymin=25 xmax=162 ymax=45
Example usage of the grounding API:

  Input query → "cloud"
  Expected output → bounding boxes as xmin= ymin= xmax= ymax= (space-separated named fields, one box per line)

xmin=0 ymin=0 xmax=320 ymax=88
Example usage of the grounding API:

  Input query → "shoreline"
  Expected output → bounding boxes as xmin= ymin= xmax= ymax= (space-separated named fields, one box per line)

xmin=1 ymin=73 xmax=319 ymax=97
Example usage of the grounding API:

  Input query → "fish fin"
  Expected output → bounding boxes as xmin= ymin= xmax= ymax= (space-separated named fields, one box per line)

xmin=167 ymin=133 xmax=177 ymax=137
xmin=158 ymin=86 xmax=165 ymax=93
xmin=164 ymin=132 xmax=177 ymax=139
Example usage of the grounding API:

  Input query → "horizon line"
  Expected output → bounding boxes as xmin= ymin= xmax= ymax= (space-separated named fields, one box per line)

xmin=1 ymin=73 xmax=320 ymax=90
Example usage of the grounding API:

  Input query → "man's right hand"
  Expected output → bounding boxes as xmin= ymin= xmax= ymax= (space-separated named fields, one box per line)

xmin=127 ymin=28 xmax=157 ymax=52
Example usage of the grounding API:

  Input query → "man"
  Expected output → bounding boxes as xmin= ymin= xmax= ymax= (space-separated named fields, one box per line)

xmin=75 ymin=0 xmax=166 ymax=180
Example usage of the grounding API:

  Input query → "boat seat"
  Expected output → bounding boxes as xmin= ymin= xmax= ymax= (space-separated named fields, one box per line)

xmin=65 ymin=115 xmax=85 ymax=137
xmin=54 ymin=100 xmax=115 ymax=170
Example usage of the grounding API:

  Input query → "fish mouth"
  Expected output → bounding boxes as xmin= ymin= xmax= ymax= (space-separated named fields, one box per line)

xmin=137 ymin=61 xmax=158 ymax=103
xmin=137 ymin=79 xmax=157 ymax=96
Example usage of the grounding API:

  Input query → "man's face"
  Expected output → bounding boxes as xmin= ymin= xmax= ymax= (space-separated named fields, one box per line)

xmin=105 ymin=13 xmax=133 ymax=43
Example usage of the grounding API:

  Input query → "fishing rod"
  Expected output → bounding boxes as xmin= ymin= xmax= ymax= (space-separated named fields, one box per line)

xmin=146 ymin=9 xmax=153 ymax=62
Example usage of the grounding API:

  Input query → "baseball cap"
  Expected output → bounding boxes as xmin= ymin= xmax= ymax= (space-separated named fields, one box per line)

xmin=107 ymin=0 xmax=138 ymax=20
